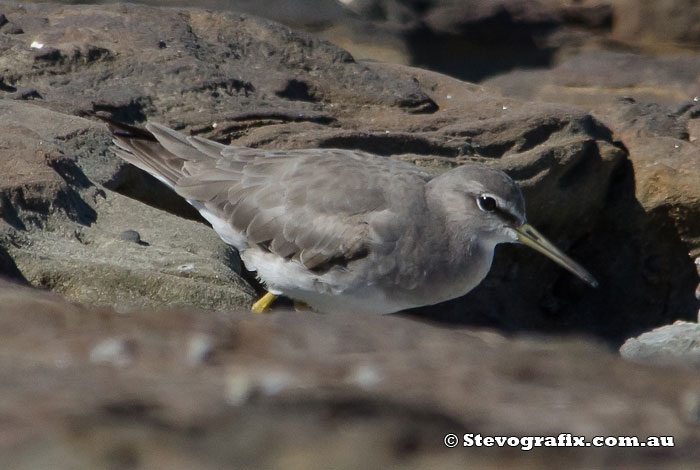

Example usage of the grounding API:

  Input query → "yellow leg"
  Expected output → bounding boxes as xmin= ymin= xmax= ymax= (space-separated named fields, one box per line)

xmin=293 ymin=300 xmax=310 ymax=312
xmin=251 ymin=292 xmax=278 ymax=313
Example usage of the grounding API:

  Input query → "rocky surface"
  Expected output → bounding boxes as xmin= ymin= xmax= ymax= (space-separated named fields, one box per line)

xmin=0 ymin=100 xmax=254 ymax=311
xmin=1 ymin=1 xmax=696 ymax=343
xmin=1 ymin=279 xmax=700 ymax=469
xmin=621 ymin=321 xmax=700 ymax=368
xmin=1 ymin=1 xmax=700 ymax=467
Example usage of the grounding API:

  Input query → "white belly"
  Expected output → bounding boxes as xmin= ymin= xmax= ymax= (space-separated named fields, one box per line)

xmin=241 ymin=244 xmax=494 ymax=314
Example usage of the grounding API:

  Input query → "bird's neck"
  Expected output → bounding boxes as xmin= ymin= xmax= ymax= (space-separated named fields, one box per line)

xmin=425 ymin=185 xmax=497 ymax=280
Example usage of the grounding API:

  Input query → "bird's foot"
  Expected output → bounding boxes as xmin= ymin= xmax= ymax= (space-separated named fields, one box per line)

xmin=251 ymin=292 xmax=278 ymax=313
xmin=293 ymin=300 xmax=311 ymax=312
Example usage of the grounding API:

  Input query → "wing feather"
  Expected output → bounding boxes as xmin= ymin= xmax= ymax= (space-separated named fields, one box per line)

xmin=108 ymin=121 xmax=433 ymax=274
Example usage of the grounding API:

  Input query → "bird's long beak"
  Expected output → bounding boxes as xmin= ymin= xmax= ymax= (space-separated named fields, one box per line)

xmin=514 ymin=223 xmax=598 ymax=287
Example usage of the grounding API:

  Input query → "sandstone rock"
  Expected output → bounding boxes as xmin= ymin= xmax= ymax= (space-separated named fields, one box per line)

xmin=483 ymin=50 xmax=700 ymax=108
xmin=595 ymin=99 xmax=700 ymax=255
xmin=0 ymin=100 xmax=255 ymax=311
xmin=0 ymin=2 xmax=699 ymax=467
xmin=621 ymin=321 xmax=700 ymax=368
xmin=1 ymin=280 xmax=699 ymax=469
xmin=611 ymin=0 xmax=700 ymax=47
xmin=387 ymin=0 xmax=614 ymax=82
xmin=15 ymin=0 xmax=616 ymax=83
xmin=0 ymin=1 xmax=696 ymax=342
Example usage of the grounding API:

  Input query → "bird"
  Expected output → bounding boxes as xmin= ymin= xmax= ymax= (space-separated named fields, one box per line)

xmin=105 ymin=119 xmax=597 ymax=314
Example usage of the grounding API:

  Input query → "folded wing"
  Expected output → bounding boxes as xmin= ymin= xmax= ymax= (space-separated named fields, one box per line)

xmin=109 ymin=121 xmax=432 ymax=274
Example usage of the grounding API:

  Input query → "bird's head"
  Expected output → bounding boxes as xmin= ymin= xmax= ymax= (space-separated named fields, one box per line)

xmin=428 ymin=163 xmax=597 ymax=287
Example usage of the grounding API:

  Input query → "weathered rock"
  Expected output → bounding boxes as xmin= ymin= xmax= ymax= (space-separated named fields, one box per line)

xmin=383 ymin=0 xmax=615 ymax=82
xmin=13 ymin=0 xmax=617 ymax=83
xmin=483 ymin=64 xmax=700 ymax=306
xmin=483 ymin=50 xmax=700 ymax=108
xmin=0 ymin=2 xmax=699 ymax=467
xmin=611 ymin=0 xmax=700 ymax=47
xmin=594 ymin=99 xmax=700 ymax=256
xmin=621 ymin=321 xmax=700 ymax=368
xmin=0 ymin=2 xmax=696 ymax=342
xmin=1 ymin=280 xmax=699 ymax=469
xmin=22 ymin=0 xmax=357 ymax=29
xmin=0 ymin=100 xmax=255 ymax=311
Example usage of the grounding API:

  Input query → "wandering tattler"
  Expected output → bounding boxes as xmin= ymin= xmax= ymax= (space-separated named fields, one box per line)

xmin=107 ymin=120 xmax=597 ymax=314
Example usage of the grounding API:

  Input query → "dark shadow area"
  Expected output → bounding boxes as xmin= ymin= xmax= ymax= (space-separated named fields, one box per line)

xmin=405 ymin=11 xmax=559 ymax=83
xmin=90 ymin=98 xmax=151 ymax=125
xmin=0 ymin=246 xmax=27 ymax=284
xmin=408 ymin=158 xmax=699 ymax=346
xmin=275 ymin=79 xmax=318 ymax=102
xmin=106 ymin=166 xmax=206 ymax=224
xmin=54 ymin=186 xmax=98 ymax=227
xmin=49 ymin=157 xmax=95 ymax=190
xmin=0 ymin=194 xmax=26 ymax=231
xmin=319 ymin=133 xmax=458 ymax=157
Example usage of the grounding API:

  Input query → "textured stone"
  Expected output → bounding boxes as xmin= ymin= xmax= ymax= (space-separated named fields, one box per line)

xmin=621 ymin=321 xmax=700 ymax=368
xmin=483 ymin=50 xmax=700 ymax=108
xmin=0 ymin=2 xmax=699 ymax=468
xmin=0 ymin=280 xmax=699 ymax=469
xmin=611 ymin=0 xmax=700 ymax=47
xmin=0 ymin=2 xmax=696 ymax=341
xmin=0 ymin=101 xmax=254 ymax=311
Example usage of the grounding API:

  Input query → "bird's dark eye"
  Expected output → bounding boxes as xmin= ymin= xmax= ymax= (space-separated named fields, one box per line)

xmin=477 ymin=195 xmax=497 ymax=212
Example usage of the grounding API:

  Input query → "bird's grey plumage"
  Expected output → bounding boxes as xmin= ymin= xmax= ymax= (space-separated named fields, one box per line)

xmin=108 ymin=120 xmax=594 ymax=314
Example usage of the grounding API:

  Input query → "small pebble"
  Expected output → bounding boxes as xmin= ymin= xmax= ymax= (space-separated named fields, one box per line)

xmin=259 ymin=371 xmax=292 ymax=396
xmin=226 ymin=372 xmax=253 ymax=406
xmin=89 ymin=337 xmax=135 ymax=368
xmin=119 ymin=229 xmax=142 ymax=244
xmin=187 ymin=333 xmax=214 ymax=365
xmin=346 ymin=363 xmax=382 ymax=389
xmin=225 ymin=369 xmax=294 ymax=406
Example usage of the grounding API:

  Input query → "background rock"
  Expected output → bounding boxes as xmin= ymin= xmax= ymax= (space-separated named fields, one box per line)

xmin=1 ymin=280 xmax=699 ymax=469
xmin=621 ymin=321 xmax=700 ymax=368
xmin=1 ymin=1 xmax=700 ymax=467
xmin=0 ymin=1 xmax=696 ymax=342
xmin=0 ymin=100 xmax=254 ymax=310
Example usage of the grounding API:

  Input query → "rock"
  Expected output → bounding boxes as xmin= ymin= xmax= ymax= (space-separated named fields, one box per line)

xmin=11 ymin=0 xmax=616 ymax=83
xmin=611 ymin=0 xmax=700 ymax=47
xmin=118 ymin=229 xmax=146 ymax=245
xmin=384 ymin=0 xmax=614 ymax=82
xmin=1 ymin=280 xmax=700 ymax=468
xmin=17 ymin=0 xmax=357 ymax=29
xmin=0 ymin=2 xmax=696 ymax=342
xmin=620 ymin=321 xmax=700 ymax=368
xmin=17 ymin=1 xmax=700 ymax=88
xmin=483 ymin=69 xmax=700 ymax=324
xmin=0 ymin=1 xmax=699 ymax=467
xmin=483 ymin=50 xmax=700 ymax=108
xmin=0 ymin=100 xmax=255 ymax=311
xmin=595 ymin=99 xmax=700 ymax=256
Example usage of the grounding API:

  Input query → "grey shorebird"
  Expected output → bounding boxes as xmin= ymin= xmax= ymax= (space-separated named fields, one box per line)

xmin=106 ymin=120 xmax=597 ymax=314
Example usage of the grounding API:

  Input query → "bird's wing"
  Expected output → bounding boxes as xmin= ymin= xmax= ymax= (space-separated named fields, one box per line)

xmin=109 ymin=121 xmax=433 ymax=273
